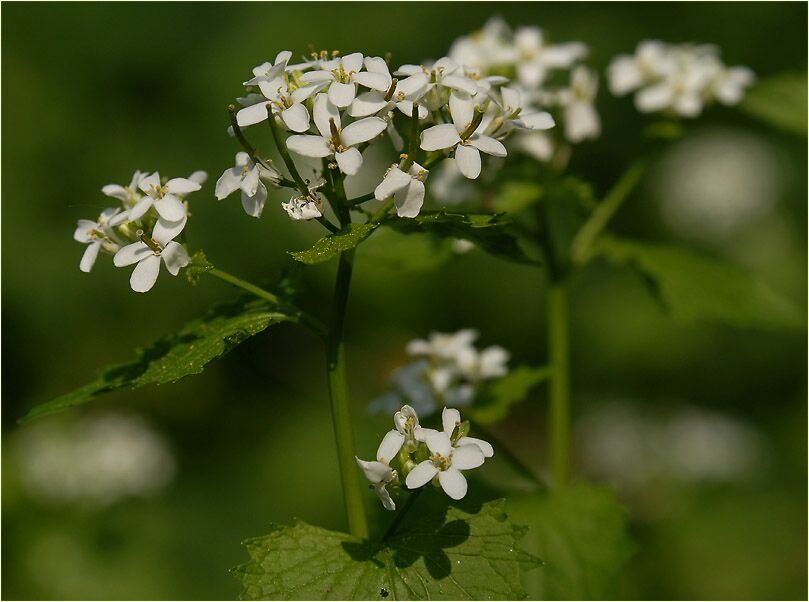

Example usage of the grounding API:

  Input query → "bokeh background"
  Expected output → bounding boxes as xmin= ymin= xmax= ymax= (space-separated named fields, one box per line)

xmin=2 ymin=2 xmax=806 ymax=599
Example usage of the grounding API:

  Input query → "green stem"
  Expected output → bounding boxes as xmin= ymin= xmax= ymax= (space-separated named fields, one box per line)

xmin=326 ymin=249 xmax=369 ymax=539
xmin=547 ymin=282 xmax=570 ymax=486
xmin=346 ymin=192 xmax=375 ymax=207
xmin=569 ymin=157 xmax=648 ymax=266
xmin=209 ymin=267 xmax=280 ymax=304
xmin=266 ymin=108 xmax=310 ymax=196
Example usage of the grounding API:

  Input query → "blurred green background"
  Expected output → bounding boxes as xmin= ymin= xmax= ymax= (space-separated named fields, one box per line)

xmin=2 ymin=2 xmax=806 ymax=599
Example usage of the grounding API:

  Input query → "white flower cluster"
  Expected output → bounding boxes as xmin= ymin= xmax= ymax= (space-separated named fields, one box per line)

xmin=73 ymin=169 xmax=206 ymax=292
xmin=449 ymin=17 xmax=600 ymax=162
xmin=356 ymin=404 xmax=493 ymax=509
xmin=607 ymin=40 xmax=755 ymax=117
xmin=218 ymin=48 xmax=556 ymax=220
xmin=370 ymin=329 xmax=509 ymax=417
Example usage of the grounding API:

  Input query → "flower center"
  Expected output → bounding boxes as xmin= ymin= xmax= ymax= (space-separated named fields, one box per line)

xmin=431 ymin=452 xmax=451 ymax=471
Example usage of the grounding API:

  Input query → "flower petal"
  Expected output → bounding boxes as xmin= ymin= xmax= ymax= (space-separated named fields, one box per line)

xmin=241 ymin=182 xmax=267 ymax=218
xmin=165 ymin=177 xmax=201 ymax=195
xmin=469 ymin=135 xmax=507 ymax=157
xmin=79 ymin=241 xmax=101 ymax=273
xmin=375 ymin=483 xmax=396 ymax=511
xmin=313 ymin=93 xmax=340 ymax=137
xmin=519 ymin=111 xmax=555 ymax=131
xmin=152 ymin=215 xmax=187 ymax=245
xmin=377 ymin=430 xmax=405 ymax=463
xmin=442 ymin=74 xmax=478 ymax=95
xmin=73 ymin=220 xmax=96 ymax=243
xmin=287 ymin=135 xmax=332 ymax=158
xmin=425 ymin=431 xmax=453 ymax=457
xmin=240 ymin=165 xmax=260 ymax=197
xmin=153 ymin=194 xmax=186 ymax=221
xmin=348 ymin=91 xmax=389 ymax=117
xmin=353 ymin=71 xmax=391 ymax=91
xmin=127 ymin=196 xmax=154 ymax=221
xmin=236 ymin=101 xmax=272 ymax=127
xmin=405 ymin=460 xmax=439 ymax=489
xmin=457 ymin=436 xmax=494 ymax=458
xmin=451 ymin=445 xmax=485 ymax=470
xmin=215 ymin=167 xmax=243 ymax=200
xmin=454 ymin=144 xmax=481 ymax=179
xmin=102 ymin=184 xmax=129 ymax=202
xmin=130 ymin=254 xmax=161 ymax=293
xmin=449 ymin=92 xmax=476 ymax=131
xmin=438 ymin=468 xmax=468 ymax=500
xmin=281 ymin=103 xmax=310 ymax=133
xmin=138 ymin=172 xmax=161 ymax=194
xmin=161 ymin=241 xmax=189 ymax=276
xmin=364 ymin=56 xmax=390 ymax=76
xmin=356 ymin=458 xmax=390 ymax=484
xmin=341 ymin=52 xmax=364 ymax=73
xmin=341 ymin=117 xmax=387 ymax=147
xmin=329 ymin=81 xmax=357 ymax=108
xmin=442 ymin=407 xmax=462 ymax=437
xmin=335 ymin=147 xmax=363 ymax=175
xmin=374 ymin=166 xmax=411 ymax=200
xmin=420 ymin=124 xmax=461 ymax=151
xmin=114 ymin=242 xmax=152 ymax=267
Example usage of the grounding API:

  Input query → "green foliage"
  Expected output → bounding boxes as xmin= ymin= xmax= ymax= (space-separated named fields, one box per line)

xmin=185 ymin=250 xmax=215 ymax=284
xmin=470 ymin=365 xmax=552 ymax=425
xmin=384 ymin=211 xmax=539 ymax=266
xmin=289 ymin=223 xmax=380 ymax=265
xmin=597 ymin=236 xmax=805 ymax=331
xmin=234 ymin=497 xmax=539 ymax=600
xmin=19 ymin=298 xmax=295 ymax=423
xmin=739 ymin=72 xmax=808 ymax=136
xmin=490 ymin=182 xmax=544 ymax=215
xmin=506 ymin=484 xmax=635 ymax=600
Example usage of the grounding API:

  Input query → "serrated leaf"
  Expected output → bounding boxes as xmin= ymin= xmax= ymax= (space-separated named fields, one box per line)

xmin=185 ymin=250 xmax=214 ymax=284
xmin=384 ymin=211 xmax=539 ymax=266
xmin=597 ymin=236 xmax=805 ymax=332
xmin=739 ymin=72 xmax=807 ymax=136
xmin=289 ymin=223 xmax=380 ymax=265
xmin=507 ymin=484 xmax=635 ymax=600
xmin=19 ymin=298 xmax=295 ymax=423
xmin=470 ymin=366 xmax=552 ymax=425
xmin=235 ymin=497 xmax=539 ymax=600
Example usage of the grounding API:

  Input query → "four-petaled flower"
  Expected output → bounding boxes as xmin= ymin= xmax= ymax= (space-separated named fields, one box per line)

xmin=374 ymin=161 xmax=429 ymax=218
xmin=215 ymin=152 xmax=281 ymax=218
xmin=113 ymin=223 xmax=190 ymax=293
xmin=73 ymin=208 xmax=128 ymax=273
xmin=129 ymin=172 xmax=200 ymax=222
xmin=300 ymin=52 xmax=392 ymax=108
xmin=355 ymin=429 xmax=404 ymax=511
xmin=405 ymin=428 xmax=485 ymax=500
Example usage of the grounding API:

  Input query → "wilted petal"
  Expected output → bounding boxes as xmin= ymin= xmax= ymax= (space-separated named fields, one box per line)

xmin=405 ymin=460 xmax=439 ymax=489
xmin=375 ymin=483 xmax=396 ymax=511
xmin=356 ymin=458 xmax=390 ymax=484
xmin=438 ymin=468 xmax=468 ymax=500
xmin=130 ymin=254 xmax=161 ymax=293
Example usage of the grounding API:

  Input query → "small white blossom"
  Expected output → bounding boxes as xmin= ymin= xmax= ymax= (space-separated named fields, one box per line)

xmin=456 ymin=345 xmax=510 ymax=381
xmin=406 ymin=328 xmax=479 ymax=362
xmin=420 ymin=92 xmax=507 ymax=179
xmin=287 ymin=93 xmax=386 ymax=175
xmin=299 ymin=52 xmax=393 ymax=108
xmin=374 ymin=161 xmax=429 ymax=218
xmin=405 ymin=429 xmax=485 ymax=500
xmin=73 ymin=208 xmax=128 ymax=273
xmin=558 ymin=66 xmax=601 ymax=142
xmin=394 ymin=57 xmax=479 ymax=110
xmin=512 ymin=26 xmax=588 ymax=88
xmin=355 ymin=429 xmax=404 ymax=511
xmin=113 ymin=223 xmax=189 ymax=293
xmin=607 ymin=40 xmax=671 ymax=96
xmin=129 ymin=172 xmax=200 ymax=222
xmin=215 ymin=152 xmax=281 ymax=218
xmin=102 ymin=170 xmax=148 ymax=209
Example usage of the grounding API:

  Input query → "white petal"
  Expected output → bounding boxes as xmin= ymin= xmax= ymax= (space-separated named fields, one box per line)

xmin=348 ymin=91 xmax=389 ymax=117
xmin=138 ymin=172 xmax=161 ymax=194
xmin=608 ymin=57 xmax=643 ymax=96
xmin=414 ymin=426 xmax=440 ymax=443
xmin=420 ymin=124 xmax=460 ymax=151
xmin=469 ymin=135 xmax=507 ymax=157
xmin=353 ymin=71 xmax=391 ymax=91
xmin=236 ymin=101 xmax=272 ymax=127
xmin=451 ymin=445 xmax=485 ymax=470
xmin=152 ymin=215 xmax=187 ymax=245
xmin=291 ymin=82 xmax=326 ymax=103
xmin=73 ymin=220 xmax=96 ymax=243
xmin=377 ymin=430 xmax=405 ymax=463
xmin=240 ymin=165 xmax=260 ymax=197
xmin=241 ymin=183 xmax=267 ymax=218
xmin=457 ymin=436 xmax=494 ymax=458
xmin=188 ymin=170 xmax=208 ymax=185
xmin=450 ymin=92 xmax=476 ymax=131
xmin=281 ymin=103 xmax=310 ymax=133
xmin=356 ymin=458 xmax=390 ymax=484
xmin=287 ymin=135 xmax=332 ymax=158
xmin=393 ymin=180 xmax=425 ymax=218
xmin=335 ymin=147 xmax=363 ymax=175
xmin=438 ymin=469 xmax=468 ymax=500
xmin=130 ymin=255 xmax=161 ymax=293
xmin=395 ymin=100 xmax=428 ymax=119
xmin=328 ymin=81 xmax=357 ymax=108
xmin=442 ymin=74 xmax=479 ymax=95
xmin=374 ymin=167 xmax=411 ymax=200
xmin=406 ymin=460 xmax=439 ymax=489
xmin=501 ymin=86 xmax=521 ymax=111
xmin=519 ymin=111 xmax=555 ymax=130
xmin=313 ymin=93 xmax=340 ymax=137
xmin=165 ymin=177 xmax=201 ymax=195
xmin=127 ymin=196 xmax=154 ymax=221
xmin=340 ymin=116 xmax=387 ymax=146
xmin=364 ymin=56 xmax=390 ymax=76
xmin=396 ymin=73 xmax=429 ymax=97
xmin=114 ymin=242 xmax=152 ymax=267
xmin=375 ymin=483 xmax=396 ymax=511
xmin=635 ymin=83 xmax=674 ymax=113
xmin=161 ymin=241 xmax=189 ymax=276
xmin=442 ymin=408 xmax=462 ymax=436
xmin=300 ymin=70 xmax=336 ymax=83
xmin=153 ymin=194 xmax=186 ymax=221
xmin=394 ymin=64 xmax=423 ymax=76
xmin=274 ymin=50 xmax=292 ymax=66
xmin=79 ymin=241 xmax=101 ymax=273
xmin=425 ymin=431 xmax=453 ymax=457
xmin=102 ymin=184 xmax=128 ymax=202
xmin=565 ymin=102 xmax=601 ymax=142
xmin=215 ymin=167 xmax=242 ymax=200
xmin=341 ymin=52 xmax=364 ymax=73
xmin=454 ymin=144 xmax=481 ymax=179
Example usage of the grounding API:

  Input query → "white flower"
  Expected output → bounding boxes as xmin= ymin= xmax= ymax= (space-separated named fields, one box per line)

xmin=215 ymin=152 xmax=281 ymax=218
xmin=405 ymin=429 xmax=485 ymax=500
xmin=113 ymin=223 xmax=189 ymax=293
xmin=73 ymin=208 xmax=128 ymax=273
xmin=420 ymin=92 xmax=507 ymax=179
xmin=485 ymin=86 xmax=555 ymax=136
xmin=607 ymin=40 xmax=671 ymax=96
xmin=416 ymin=407 xmax=495 ymax=460
xmin=299 ymin=52 xmax=392 ymax=108
xmin=406 ymin=328 xmax=479 ymax=361
xmin=355 ymin=430 xmax=404 ymax=511
xmin=348 ymin=57 xmax=429 ymax=119
xmin=129 ymin=172 xmax=200 ymax=222
xmin=559 ymin=67 xmax=601 ymax=142
xmin=102 ymin=170 xmax=148 ymax=209
xmin=456 ymin=345 xmax=510 ymax=381
xmin=513 ymin=26 xmax=588 ymax=88
xmin=393 ymin=404 xmax=425 ymax=451
xmin=709 ymin=66 xmax=755 ymax=106
xmin=448 ymin=17 xmax=515 ymax=72
xmin=394 ymin=57 xmax=480 ymax=110
xmin=374 ymin=161 xmax=429 ymax=218
xmin=286 ymin=93 xmax=386 ymax=175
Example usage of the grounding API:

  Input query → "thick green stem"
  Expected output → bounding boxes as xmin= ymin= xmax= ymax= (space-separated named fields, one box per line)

xmin=569 ymin=158 xmax=648 ymax=266
xmin=326 ymin=249 xmax=369 ymax=539
xmin=547 ymin=282 xmax=570 ymax=487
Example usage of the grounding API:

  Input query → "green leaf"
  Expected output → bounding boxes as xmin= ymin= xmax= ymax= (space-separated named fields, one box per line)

xmin=185 ymin=250 xmax=214 ymax=284
xmin=597 ymin=236 xmax=805 ymax=332
xmin=19 ymin=298 xmax=294 ymax=423
xmin=289 ymin=223 xmax=380 ymax=265
xmin=490 ymin=182 xmax=544 ymax=215
xmin=234 ymin=497 xmax=540 ymax=600
xmin=384 ymin=211 xmax=539 ymax=266
xmin=739 ymin=72 xmax=807 ymax=136
xmin=470 ymin=366 xmax=552 ymax=425
xmin=506 ymin=484 xmax=635 ymax=600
